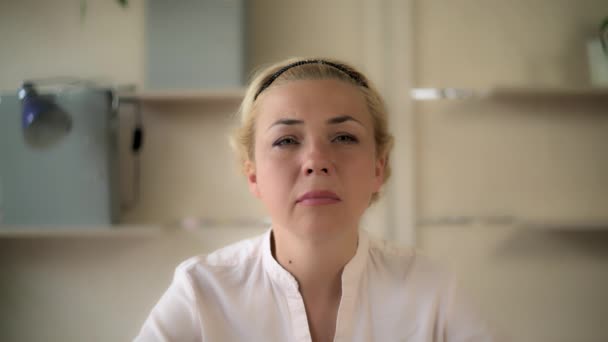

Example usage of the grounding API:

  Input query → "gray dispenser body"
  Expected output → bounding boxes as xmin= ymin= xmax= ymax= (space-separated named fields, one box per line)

xmin=0 ymin=87 xmax=121 ymax=227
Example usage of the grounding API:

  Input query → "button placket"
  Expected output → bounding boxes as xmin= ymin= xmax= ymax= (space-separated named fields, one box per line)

xmin=333 ymin=274 xmax=357 ymax=341
xmin=286 ymin=291 xmax=312 ymax=342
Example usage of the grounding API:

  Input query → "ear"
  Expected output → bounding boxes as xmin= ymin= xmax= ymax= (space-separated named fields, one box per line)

xmin=245 ymin=160 xmax=261 ymax=198
xmin=372 ymin=155 xmax=387 ymax=193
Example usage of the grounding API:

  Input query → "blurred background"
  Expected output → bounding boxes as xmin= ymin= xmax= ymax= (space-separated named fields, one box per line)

xmin=1 ymin=0 xmax=608 ymax=341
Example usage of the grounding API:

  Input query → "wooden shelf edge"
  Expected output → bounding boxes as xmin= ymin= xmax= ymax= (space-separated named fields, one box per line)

xmin=520 ymin=219 xmax=608 ymax=231
xmin=0 ymin=220 xmax=271 ymax=238
xmin=119 ymin=89 xmax=246 ymax=103
xmin=416 ymin=216 xmax=608 ymax=231
xmin=0 ymin=225 xmax=165 ymax=238
xmin=411 ymin=86 xmax=608 ymax=101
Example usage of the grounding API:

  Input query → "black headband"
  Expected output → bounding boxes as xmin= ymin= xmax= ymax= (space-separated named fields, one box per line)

xmin=253 ymin=59 xmax=369 ymax=100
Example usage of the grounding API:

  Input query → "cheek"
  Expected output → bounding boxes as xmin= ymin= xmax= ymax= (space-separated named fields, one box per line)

xmin=341 ymin=152 xmax=378 ymax=188
xmin=341 ymin=147 xmax=376 ymax=170
xmin=256 ymin=152 xmax=298 ymax=197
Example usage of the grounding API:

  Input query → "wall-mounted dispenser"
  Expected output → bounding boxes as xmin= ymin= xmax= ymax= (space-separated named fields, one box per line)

xmin=0 ymin=80 xmax=141 ymax=227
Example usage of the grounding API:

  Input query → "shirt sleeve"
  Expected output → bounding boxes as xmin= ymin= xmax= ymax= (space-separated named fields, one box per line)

xmin=442 ymin=275 xmax=506 ymax=342
xmin=133 ymin=264 xmax=203 ymax=342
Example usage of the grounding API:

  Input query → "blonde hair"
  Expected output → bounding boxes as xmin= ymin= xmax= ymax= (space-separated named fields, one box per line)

xmin=231 ymin=57 xmax=394 ymax=203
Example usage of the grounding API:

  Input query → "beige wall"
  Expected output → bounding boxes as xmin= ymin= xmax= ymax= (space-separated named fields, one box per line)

xmin=247 ymin=0 xmax=367 ymax=74
xmin=414 ymin=1 xmax=608 ymax=341
xmin=414 ymin=0 xmax=608 ymax=222
xmin=1 ymin=1 xmax=608 ymax=341
xmin=0 ymin=0 xmax=144 ymax=92
xmin=421 ymin=225 xmax=608 ymax=342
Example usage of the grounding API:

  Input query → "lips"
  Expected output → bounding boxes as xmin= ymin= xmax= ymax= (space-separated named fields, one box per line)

xmin=296 ymin=190 xmax=341 ymax=206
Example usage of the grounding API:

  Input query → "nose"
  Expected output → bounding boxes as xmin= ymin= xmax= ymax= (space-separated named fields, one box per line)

xmin=302 ymin=140 xmax=333 ymax=176
xmin=305 ymin=166 xmax=329 ymax=175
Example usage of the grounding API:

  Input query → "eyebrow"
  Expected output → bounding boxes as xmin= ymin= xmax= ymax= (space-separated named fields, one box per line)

xmin=327 ymin=115 xmax=363 ymax=126
xmin=267 ymin=115 xmax=364 ymax=130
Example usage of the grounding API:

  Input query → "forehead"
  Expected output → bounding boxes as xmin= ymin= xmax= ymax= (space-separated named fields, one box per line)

xmin=254 ymin=79 xmax=370 ymax=126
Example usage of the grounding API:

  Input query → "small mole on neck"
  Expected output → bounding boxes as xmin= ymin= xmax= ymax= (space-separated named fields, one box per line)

xmin=289 ymin=260 xmax=292 ymax=264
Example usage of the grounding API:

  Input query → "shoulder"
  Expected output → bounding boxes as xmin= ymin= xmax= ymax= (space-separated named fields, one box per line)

xmin=366 ymin=232 xmax=452 ymax=289
xmin=174 ymin=232 xmax=267 ymax=283
xmin=366 ymin=234 xmax=501 ymax=340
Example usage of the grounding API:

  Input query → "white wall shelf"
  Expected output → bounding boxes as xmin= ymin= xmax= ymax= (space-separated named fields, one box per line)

xmin=411 ymin=86 xmax=608 ymax=101
xmin=416 ymin=216 xmax=608 ymax=231
xmin=0 ymin=225 xmax=165 ymax=238
xmin=119 ymin=88 xmax=245 ymax=104
xmin=0 ymin=217 xmax=271 ymax=239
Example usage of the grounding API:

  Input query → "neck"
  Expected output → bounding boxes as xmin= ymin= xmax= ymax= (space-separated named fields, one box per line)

xmin=271 ymin=227 xmax=359 ymax=301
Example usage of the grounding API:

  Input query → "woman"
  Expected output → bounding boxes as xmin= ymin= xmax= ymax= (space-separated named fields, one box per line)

xmin=135 ymin=58 xmax=496 ymax=342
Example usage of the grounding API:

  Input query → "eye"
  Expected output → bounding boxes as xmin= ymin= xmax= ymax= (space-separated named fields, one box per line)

xmin=272 ymin=136 xmax=299 ymax=147
xmin=332 ymin=133 xmax=358 ymax=144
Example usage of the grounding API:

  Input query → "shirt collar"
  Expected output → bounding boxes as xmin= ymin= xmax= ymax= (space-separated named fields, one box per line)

xmin=262 ymin=228 xmax=299 ymax=294
xmin=261 ymin=227 xmax=369 ymax=296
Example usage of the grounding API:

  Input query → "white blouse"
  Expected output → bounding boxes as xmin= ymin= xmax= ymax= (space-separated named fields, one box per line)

xmin=134 ymin=228 xmax=497 ymax=342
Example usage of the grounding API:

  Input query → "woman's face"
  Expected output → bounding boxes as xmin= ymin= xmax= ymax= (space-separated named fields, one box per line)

xmin=246 ymin=79 xmax=385 ymax=239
